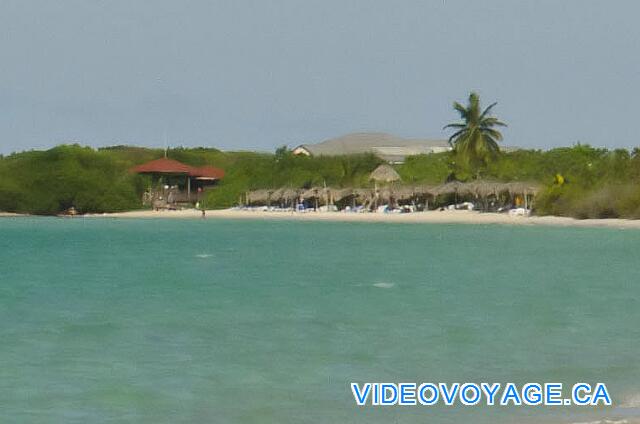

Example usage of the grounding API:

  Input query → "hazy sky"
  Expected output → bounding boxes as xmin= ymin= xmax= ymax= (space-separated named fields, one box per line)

xmin=1 ymin=1 xmax=639 ymax=154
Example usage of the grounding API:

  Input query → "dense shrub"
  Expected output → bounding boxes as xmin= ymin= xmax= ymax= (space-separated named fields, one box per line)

xmin=0 ymin=145 xmax=143 ymax=214
xmin=3 ymin=142 xmax=640 ymax=218
xmin=536 ymin=184 xmax=640 ymax=219
xmin=0 ymin=145 xmax=383 ymax=214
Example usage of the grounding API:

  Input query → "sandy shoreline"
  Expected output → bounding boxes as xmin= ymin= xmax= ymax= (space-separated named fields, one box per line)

xmin=68 ymin=208 xmax=640 ymax=229
xmin=0 ymin=212 xmax=24 ymax=217
xmin=4 ymin=208 xmax=640 ymax=228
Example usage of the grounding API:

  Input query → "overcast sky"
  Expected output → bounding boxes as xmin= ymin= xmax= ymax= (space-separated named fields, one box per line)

xmin=1 ymin=1 xmax=639 ymax=154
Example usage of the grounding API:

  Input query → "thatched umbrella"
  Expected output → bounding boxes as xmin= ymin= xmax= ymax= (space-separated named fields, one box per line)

xmin=301 ymin=186 xmax=331 ymax=209
xmin=301 ymin=187 xmax=320 ymax=200
xmin=329 ymin=188 xmax=353 ymax=203
xmin=411 ymin=185 xmax=437 ymax=197
xmin=394 ymin=187 xmax=416 ymax=202
xmin=453 ymin=181 xmax=505 ymax=211
xmin=269 ymin=188 xmax=283 ymax=202
xmin=272 ymin=188 xmax=300 ymax=206
xmin=247 ymin=189 xmax=272 ymax=205
xmin=333 ymin=188 xmax=353 ymax=209
xmin=431 ymin=181 xmax=464 ymax=197
xmin=321 ymin=187 xmax=343 ymax=205
xmin=407 ymin=185 xmax=437 ymax=210
xmin=429 ymin=181 xmax=467 ymax=208
xmin=369 ymin=164 xmax=401 ymax=209
xmin=352 ymin=188 xmax=373 ymax=201
xmin=369 ymin=164 xmax=401 ymax=183
xmin=506 ymin=181 xmax=541 ymax=196
xmin=377 ymin=186 xmax=394 ymax=204
xmin=505 ymin=182 xmax=541 ymax=209
xmin=461 ymin=180 xmax=504 ymax=198
xmin=346 ymin=188 xmax=374 ymax=209
xmin=456 ymin=182 xmax=476 ymax=197
xmin=329 ymin=188 xmax=370 ymax=210
xmin=483 ymin=181 xmax=510 ymax=197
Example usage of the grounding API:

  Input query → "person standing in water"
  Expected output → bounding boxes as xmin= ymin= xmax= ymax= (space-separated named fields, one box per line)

xmin=197 ymin=197 xmax=206 ymax=218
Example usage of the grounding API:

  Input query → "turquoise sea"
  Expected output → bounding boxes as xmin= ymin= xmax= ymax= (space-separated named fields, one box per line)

xmin=1 ymin=217 xmax=639 ymax=424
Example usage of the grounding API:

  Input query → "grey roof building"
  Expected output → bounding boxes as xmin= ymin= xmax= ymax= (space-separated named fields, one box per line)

xmin=292 ymin=132 xmax=451 ymax=164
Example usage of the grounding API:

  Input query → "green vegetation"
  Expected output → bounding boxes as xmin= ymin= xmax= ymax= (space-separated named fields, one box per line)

xmin=444 ymin=92 xmax=507 ymax=177
xmin=0 ymin=144 xmax=382 ymax=214
xmin=400 ymin=145 xmax=640 ymax=219
xmin=3 ymin=143 xmax=640 ymax=219
xmin=0 ymin=145 xmax=144 ymax=215
xmin=203 ymin=147 xmax=382 ymax=208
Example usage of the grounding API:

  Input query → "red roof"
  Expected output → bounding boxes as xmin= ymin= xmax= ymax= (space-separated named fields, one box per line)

xmin=131 ymin=158 xmax=194 ymax=174
xmin=131 ymin=158 xmax=224 ymax=180
xmin=190 ymin=166 xmax=225 ymax=179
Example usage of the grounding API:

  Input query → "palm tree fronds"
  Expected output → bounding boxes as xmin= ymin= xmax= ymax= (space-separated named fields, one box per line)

xmin=480 ymin=102 xmax=498 ymax=120
xmin=447 ymin=129 xmax=467 ymax=144
xmin=453 ymin=102 xmax=469 ymax=119
xmin=479 ymin=128 xmax=504 ymax=141
xmin=443 ymin=122 xmax=466 ymax=130
xmin=480 ymin=117 xmax=507 ymax=127
xmin=444 ymin=92 xmax=507 ymax=176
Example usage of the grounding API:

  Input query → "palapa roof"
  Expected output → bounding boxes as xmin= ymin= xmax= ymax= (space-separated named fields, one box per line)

xmin=246 ymin=180 xmax=542 ymax=205
xmin=429 ymin=180 xmax=541 ymax=197
xmin=430 ymin=181 xmax=464 ymax=196
xmin=505 ymin=181 xmax=541 ymax=195
xmin=301 ymin=187 xmax=330 ymax=200
xmin=246 ymin=189 xmax=273 ymax=203
xmin=131 ymin=158 xmax=224 ymax=180
xmin=275 ymin=188 xmax=300 ymax=201
xmin=413 ymin=185 xmax=438 ymax=197
xmin=461 ymin=180 xmax=499 ymax=197
xmin=369 ymin=164 xmax=401 ymax=183
xmin=393 ymin=187 xmax=418 ymax=201
xmin=331 ymin=188 xmax=356 ymax=201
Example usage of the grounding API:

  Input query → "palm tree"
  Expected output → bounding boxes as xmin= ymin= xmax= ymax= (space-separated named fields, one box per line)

xmin=444 ymin=92 xmax=507 ymax=176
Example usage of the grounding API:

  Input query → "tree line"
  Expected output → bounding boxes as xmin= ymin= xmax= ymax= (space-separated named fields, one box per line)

xmin=3 ymin=142 xmax=640 ymax=218
xmin=2 ymin=92 xmax=640 ymax=218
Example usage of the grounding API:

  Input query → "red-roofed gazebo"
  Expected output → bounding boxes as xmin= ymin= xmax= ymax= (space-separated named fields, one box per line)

xmin=131 ymin=158 xmax=224 ymax=208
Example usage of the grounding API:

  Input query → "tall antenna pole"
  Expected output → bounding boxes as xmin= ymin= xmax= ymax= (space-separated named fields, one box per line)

xmin=163 ymin=131 xmax=168 ymax=158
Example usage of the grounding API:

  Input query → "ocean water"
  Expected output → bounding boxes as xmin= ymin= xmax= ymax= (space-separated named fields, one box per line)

xmin=1 ymin=217 xmax=639 ymax=424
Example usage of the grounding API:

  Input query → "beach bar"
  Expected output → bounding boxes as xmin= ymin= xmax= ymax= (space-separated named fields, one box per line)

xmin=131 ymin=158 xmax=224 ymax=209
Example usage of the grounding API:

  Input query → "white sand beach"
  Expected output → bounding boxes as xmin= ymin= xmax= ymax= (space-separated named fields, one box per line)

xmin=81 ymin=208 xmax=640 ymax=229
xmin=0 ymin=212 xmax=24 ymax=217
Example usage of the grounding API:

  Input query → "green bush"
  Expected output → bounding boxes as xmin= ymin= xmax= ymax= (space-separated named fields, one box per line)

xmin=0 ymin=145 xmax=142 ymax=214
xmin=3 ymin=143 xmax=640 ymax=218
